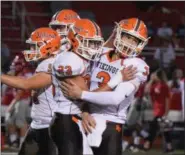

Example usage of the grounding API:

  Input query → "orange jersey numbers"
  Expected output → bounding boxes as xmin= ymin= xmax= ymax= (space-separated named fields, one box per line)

xmin=96 ymin=71 xmax=111 ymax=87
xmin=143 ymin=66 xmax=149 ymax=76
xmin=57 ymin=65 xmax=72 ymax=76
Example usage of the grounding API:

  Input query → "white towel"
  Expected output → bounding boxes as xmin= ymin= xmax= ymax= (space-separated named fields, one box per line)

xmin=76 ymin=120 xmax=94 ymax=155
xmin=86 ymin=116 xmax=107 ymax=147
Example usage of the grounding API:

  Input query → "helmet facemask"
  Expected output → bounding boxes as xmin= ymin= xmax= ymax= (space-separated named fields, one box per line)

xmin=49 ymin=22 xmax=72 ymax=42
xmin=49 ymin=23 xmax=73 ymax=51
xmin=23 ymin=40 xmax=45 ymax=62
xmin=75 ymin=34 xmax=104 ymax=61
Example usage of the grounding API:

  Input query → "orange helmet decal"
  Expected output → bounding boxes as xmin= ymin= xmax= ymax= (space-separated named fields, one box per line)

xmin=49 ymin=9 xmax=80 ymax=46
xmin=31 ymin=28 xmax=57 ymax=41
xmin=72 ymin=19 xmax=102 ymax=37
xmin=23 ymin=27 xmax=61 ymax=62
xmin=50 ymin=9 xmax=80 ymax=25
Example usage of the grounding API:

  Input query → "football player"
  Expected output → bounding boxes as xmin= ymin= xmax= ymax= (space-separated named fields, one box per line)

xmin=1 ymin=27 xmax=61 ymax=155
xmin=49 ymin=9 xmax=80 ymax=51
xmin=50 ymin=17 xmax=137 ymax=155
xmin=60 ymin=18 xmax=150 ymax=155
xmin=49 ymin=18 xmax=104 ymax=155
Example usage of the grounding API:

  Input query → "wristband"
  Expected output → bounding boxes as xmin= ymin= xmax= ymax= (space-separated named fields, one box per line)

xmin=81 ymin=91 xmax=87 ymax=100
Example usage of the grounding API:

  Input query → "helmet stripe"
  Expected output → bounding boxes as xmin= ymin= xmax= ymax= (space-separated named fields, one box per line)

xmin=54 ymin=11 xmax=60 ymax=20
xmin=91 ymin=21 xmax=99 ymax=36
xmin=134 ymin=19 xmax=141 ymax=32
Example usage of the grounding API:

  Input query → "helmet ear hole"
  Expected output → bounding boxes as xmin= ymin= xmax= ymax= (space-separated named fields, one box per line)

xmin=55 ymin=46 xmax=58 ymax=50
xmin=71 ymin=39 xmax=75 ymax=43
xmin=46 ymin=47 xmax=51 ymax=51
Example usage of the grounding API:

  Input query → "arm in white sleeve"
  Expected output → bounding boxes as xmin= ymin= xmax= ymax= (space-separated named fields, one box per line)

xmin=81 ymin=80 xmax=137 ymax=105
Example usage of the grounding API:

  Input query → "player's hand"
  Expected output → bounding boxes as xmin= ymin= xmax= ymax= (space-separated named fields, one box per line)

xmin=60 ymin=80 xmax=83 ymax=100
xmin=121 ymin=65 xmax=137 ymax=81
xmin=107 ymin=65 xmax=137 ymax=89
xmin=82 ymin=112 xmax=96 ymax=134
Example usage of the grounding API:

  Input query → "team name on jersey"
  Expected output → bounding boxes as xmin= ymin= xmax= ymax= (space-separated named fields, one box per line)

xmin=97 ymin=61 xmax=119 ymax=74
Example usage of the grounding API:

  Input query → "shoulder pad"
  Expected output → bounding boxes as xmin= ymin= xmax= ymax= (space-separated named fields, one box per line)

xmin=35 ymin=57 xmax=55 ymax=73
xmin=124 ymin=57 xmax=149 ymax=83
xmin=53 ymin=51 xmax=85 ymax=78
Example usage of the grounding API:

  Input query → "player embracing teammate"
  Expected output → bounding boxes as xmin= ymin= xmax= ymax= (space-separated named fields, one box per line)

xmin=1 ymin=9 xmax=150 ymax=155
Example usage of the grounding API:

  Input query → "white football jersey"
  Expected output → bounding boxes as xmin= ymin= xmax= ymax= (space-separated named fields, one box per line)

xmin=90 ymin=47 xmax=123 ymax=91
xmin=31 ymin=57 xmax=57 ymax=129
xmin=89 ymin=48 xmax=149 ymax=124
xmin=52 ymin=51 xmax=90 ymax=115
xmin=123 ymin=57 xmax=149 ymax=83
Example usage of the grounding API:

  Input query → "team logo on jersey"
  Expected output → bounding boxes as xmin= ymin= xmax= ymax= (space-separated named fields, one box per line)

xmin=97 ymin=62 xmax=119 ymax=74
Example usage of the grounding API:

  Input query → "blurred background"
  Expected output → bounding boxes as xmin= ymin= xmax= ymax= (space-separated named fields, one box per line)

xmin=1 ymin=1 xmax=185 ymax=155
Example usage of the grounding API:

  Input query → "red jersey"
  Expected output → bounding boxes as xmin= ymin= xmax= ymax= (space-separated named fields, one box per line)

xmin=1 ymin=86 xmax=15 ymax=105
xmin=150 ymin=81 xmax=170 ymax=117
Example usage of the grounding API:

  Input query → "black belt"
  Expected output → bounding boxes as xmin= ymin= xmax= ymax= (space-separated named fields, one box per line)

xmin=55 ymin=112 xmax=82 ymax=120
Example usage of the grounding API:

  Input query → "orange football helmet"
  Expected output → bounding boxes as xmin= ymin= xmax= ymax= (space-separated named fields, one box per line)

xmin=68 ymin=19 xmax=104 ymax=61
xmin=114 ymin=18 xmax=150 ymax=57
xmin=23 ymin=27 xmax=61 ymax=62
xmin=49 ymin=9 xmax=80 ymax=37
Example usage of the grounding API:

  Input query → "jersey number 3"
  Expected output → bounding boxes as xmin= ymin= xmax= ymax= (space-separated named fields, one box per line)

xmin=96 ymin=71 xmax=111 ymax=87
xmin=143 ymin=66 xmax=149 ymax=76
